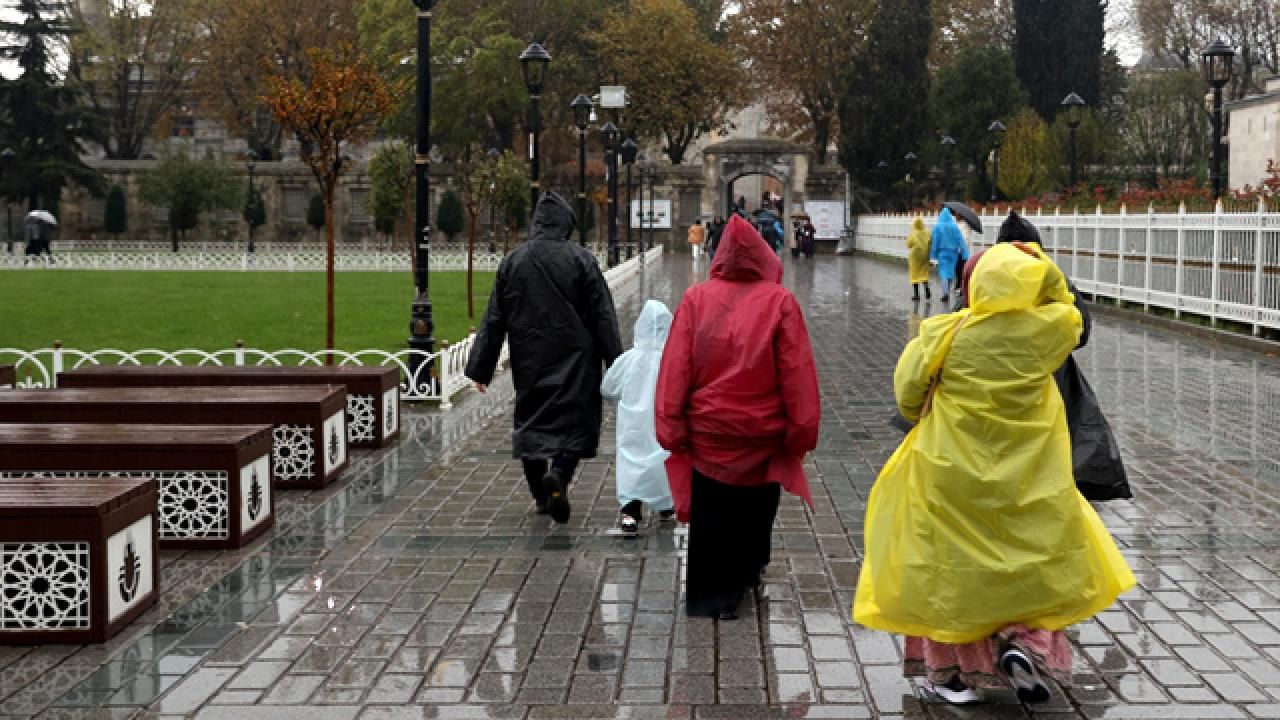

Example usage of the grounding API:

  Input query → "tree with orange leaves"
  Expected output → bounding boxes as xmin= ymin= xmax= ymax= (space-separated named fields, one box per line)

xmin=263 ymin=46 xmax=402 ymax=354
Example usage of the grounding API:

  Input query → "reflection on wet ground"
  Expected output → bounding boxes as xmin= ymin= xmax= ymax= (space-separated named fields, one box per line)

xmin=2 ymin=253 xmax=1279 ymax=719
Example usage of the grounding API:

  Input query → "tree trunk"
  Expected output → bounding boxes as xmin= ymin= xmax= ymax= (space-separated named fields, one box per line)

xmin=466 ymin=209 xmax=477 ymax=319
xmin=324 ymin=185 xmax=336 ymax=363
xmin=812 ymin=114 xmax=831 ymax=165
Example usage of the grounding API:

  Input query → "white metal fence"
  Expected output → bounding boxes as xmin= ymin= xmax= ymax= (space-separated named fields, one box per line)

xmin=854 ymin=206 xmax=1280 ymax=334
xmin=1 ymin=250 xmax=513 ymax=272
xmin=0 ymin=246 xmax=664 ymax=407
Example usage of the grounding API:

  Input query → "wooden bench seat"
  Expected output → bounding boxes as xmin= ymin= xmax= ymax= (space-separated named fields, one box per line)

xmin=0 ymin=365 xmax=14 ymax=389
xmin=0 ymin=386 xmax=348 ymax=489
xmin=0 ymin=477 xmax=157 ymax=644
xmin=58 ymin=366 xmax=400 ymax=448
xmin=0 ymin=424 xmax=273 ymax=550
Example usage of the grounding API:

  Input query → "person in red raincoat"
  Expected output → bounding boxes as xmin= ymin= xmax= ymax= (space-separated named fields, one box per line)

xmin=655 ymin=214 xmax=821 ymax=619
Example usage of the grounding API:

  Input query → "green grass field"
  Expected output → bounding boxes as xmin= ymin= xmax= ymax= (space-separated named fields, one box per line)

xmin=0 ymin=270 xmax=495 ymax=352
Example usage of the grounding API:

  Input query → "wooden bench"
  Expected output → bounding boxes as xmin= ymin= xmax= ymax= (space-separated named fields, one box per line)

xmin=0 ymin=365 xmax=14 ymax=389
xmin=0 ymin=424 xmax=273 ymax=550
xmin=0 ymin=477 xmax=157 ymax=644
xmin=0 ymin=386 xmax=349 ymax=489
xmin=59 ymin=366 xmax=400 ymax=448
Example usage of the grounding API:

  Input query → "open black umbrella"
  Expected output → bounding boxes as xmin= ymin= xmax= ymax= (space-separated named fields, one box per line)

xmin=943 ymin=202 xmax=982 ymax=234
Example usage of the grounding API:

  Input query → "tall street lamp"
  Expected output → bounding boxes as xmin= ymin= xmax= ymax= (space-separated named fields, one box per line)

xmin=621 ymin=138 xmax=637 ymax=260
xmin=989 ymin=120 xmax=1006 ymax=203
xmin=520 ymin=42 xmax=551 ymax=217
xmin=1061 ymin=92 xmax=1086 ymax=189
xmin=0 ymin=148 xmax=14 ymax=254
xmin=940 ymin=135 xmax=956 ymax=198
xmin=903 ymin=151 xmax=918 ymax=208
xmin=407 ymin=0 xmax=438 ymax=395
xmin=601 ymin=121 xmax=619 ymax=266
xmin=486 ymin=147 xmax=499 ymax=254
xmin=245 ymin=149 xmax=258 ymax=254
xmin=1201 ymin=38 xmax=1237 ymax=202
xmin=571 ymin=93 xmax=593 ymax=246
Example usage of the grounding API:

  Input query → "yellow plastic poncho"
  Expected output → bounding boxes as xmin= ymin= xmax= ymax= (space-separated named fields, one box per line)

xmin=906 ymin=218 xmax=931 ymax=284
xmin=854 ymin=243 xmax=1135 ymax=644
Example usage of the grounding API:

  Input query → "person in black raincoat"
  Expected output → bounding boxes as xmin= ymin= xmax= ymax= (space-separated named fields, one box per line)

xmin=465 ymin=191 xmax=625 ymax=523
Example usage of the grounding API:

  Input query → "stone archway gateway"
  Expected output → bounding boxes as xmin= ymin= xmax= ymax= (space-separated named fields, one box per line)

xmin=701 ymin=137 xmax=811 ymax=223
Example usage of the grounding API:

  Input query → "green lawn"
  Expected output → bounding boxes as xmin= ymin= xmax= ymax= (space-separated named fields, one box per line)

xmin=0 ymin=270 xmax=495 ymax=352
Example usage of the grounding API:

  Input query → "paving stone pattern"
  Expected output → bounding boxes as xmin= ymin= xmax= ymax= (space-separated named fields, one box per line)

xmin=4 ymin=254 xmax=1280 ymax=719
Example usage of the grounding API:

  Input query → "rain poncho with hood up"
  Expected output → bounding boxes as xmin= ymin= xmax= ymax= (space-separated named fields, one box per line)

xmin=854 ymin=242 xmax=1135 ymax=644
xmin=655 ymin=215 xmax=821 ymax=521
xmin=466 ymin=192 xmax=624 ymax=459
xmin=906 ymin=217 xmax=931 ymax=284
xmin=928 ymin=208 xmax=969 ymax=282
xmin=601 ymin=300 xmax=674 ymax=509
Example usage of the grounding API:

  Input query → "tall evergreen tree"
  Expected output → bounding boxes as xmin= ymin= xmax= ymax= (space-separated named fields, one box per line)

xmin=0 ymin=0 xmax=104 ymax=211
xmin=1013 ymin=0 xmax=1105 ymax=120
xmin=837 ymin=0 xmax=933 ymax=210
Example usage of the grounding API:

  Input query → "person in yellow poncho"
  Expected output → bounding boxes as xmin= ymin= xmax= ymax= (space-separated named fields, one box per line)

xmin=906 ymin=217 xmax=931 ymax=301
xmin=854 ymin=242 xmax=1135 ymax=706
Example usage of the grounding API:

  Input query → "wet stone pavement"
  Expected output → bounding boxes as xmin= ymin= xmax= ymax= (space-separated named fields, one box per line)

xmin=4 ymin=253 xmax=1280 ymax=719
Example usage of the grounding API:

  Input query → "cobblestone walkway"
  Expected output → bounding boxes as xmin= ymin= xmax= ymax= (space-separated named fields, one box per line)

xmin=5 ymin=253 xmax=1280 ymax=719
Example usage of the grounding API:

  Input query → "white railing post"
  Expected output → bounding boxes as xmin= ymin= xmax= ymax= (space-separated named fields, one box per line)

xmin=1175 ymin=203 xmax=1185 ymax=319
xmin=52 ymin=340 xmax=63 ymax=386
xmin=235 ymin=338 xmax=245 ymax=366
xmin=438 ymin=340 xmax=452 ymax=409
xmin=1210 ymin=201 xmax=1222 ymax=327
xmin=1152 ymin=203 xmax=1162 ymax=312
xmin=1092 ymin=205 xmax=1102 ymax=289
xmin=1117 ymin=204 xmax=1127 ymax=299
xmin=1071 ymin=208 xmax=1080 ymax=280
xmin=1253 ymin=198 xmax=1267 ymax=335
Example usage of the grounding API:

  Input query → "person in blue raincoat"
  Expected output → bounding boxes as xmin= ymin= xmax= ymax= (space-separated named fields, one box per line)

xmin=601 ymin=299 xmax=676 ymax=535
xmin=929 ymin=208 xmax=970 ymax=303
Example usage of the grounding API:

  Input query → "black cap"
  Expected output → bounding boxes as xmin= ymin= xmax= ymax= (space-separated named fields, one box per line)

xmin=996 ymin=211 xmax=1041 ymax=246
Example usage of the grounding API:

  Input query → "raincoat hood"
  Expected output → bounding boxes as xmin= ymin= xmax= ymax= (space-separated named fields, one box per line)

xmin=633 ymin=299 xmax=673 ymax=352
xmin=530 ymin=191 xmax=577 ymax=243
xmin=911 ymin=217 xmax=925 ymax=232
xmin=710 ymin=214 xmax=783 ymax=283
xmin=935 ymin=207 xmax=959 ymax=234
xmin=969 ymin=242 xmax=1073 ymax=315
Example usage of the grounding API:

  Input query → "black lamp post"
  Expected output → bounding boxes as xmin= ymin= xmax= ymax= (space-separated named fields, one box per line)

xmin=903 ymin=151 xmax=918 ymax=208
xmin=1201 ymin=37 xmax=1237 ymax=202
xmin=646 ymin=163 xmax=657 ymax=252
xmin=601 ymin=121 xmax=619 ymax=266
xmin=245 ymin=149 xmax=258 ymax=254
xmin=571 ymin=93 xmax=593 ymax=246
xmin=407 ymin=0 xmax=438 ymax=394
xmin=875 ymin=160 xmax=888 ymax=210
xmin=941 ymin=135 xmax=956 ymax=198
xmin=621 ymin=138 xmax=637 ymax=260
xmin=1061 ymin=92 xmax=1086 ymax=189
xmin=486 ymin=147 xmax=499 ymax=254
xmin=0 ymin=148 xmax=14 ymax=254
xmin=989 ymin=120 xmax=1006 ymax=203
xmin=520 ymin=42 xmax=551 ymax=217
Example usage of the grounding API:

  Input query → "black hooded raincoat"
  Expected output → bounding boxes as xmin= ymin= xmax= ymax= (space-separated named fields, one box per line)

xmin=465 ymin=192 xmax=624 ymax=459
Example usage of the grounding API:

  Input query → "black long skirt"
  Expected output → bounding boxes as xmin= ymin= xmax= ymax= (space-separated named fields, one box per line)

xmin=686 ymin=469 xmax=781 ymax=618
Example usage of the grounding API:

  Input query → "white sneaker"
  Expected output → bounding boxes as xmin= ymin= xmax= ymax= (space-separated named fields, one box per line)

xmin=1000 ymin=647 xmax=1051 ymax=704
xmin=924 ymin=676 xmax=982 ymax=705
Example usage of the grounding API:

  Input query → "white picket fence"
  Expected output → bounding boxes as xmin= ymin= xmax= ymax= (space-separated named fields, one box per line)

xmin=854 ymin=204 xmax=1280 ymax=334
xmin=0 ymin=246 xmax=664 ymax=407
xmin=5 ymin=250 xmax=524 ymax=273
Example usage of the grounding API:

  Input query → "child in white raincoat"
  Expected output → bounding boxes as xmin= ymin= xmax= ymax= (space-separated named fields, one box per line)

xmin=602 ymin=299 xmax=675 ymax=535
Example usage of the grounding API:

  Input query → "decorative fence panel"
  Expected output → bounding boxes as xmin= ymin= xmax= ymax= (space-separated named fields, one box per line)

xmin=0 ymin=247 xmax=664 ymax=407
xmin=0 ymin=250 xmax=589 ymax=273
xmin=853 ymin=207 xmax=1280 ymax=334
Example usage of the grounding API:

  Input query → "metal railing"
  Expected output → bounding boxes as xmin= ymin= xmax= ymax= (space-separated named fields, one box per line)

xmin=0 ymin=246 xmax=664 ymax=407
xmin=854 ymin=203 xmax=1280 ymax=334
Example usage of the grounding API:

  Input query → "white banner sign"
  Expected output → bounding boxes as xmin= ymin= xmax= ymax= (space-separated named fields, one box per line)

xmin=803 ymin=201 xmax=847 ymax=239
xmin=630 ymin=200 xmax=672 ymax=229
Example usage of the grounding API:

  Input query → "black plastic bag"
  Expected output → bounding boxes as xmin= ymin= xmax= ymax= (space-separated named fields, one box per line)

xmin=1055 ymin=355 xmax=1131 ymax=501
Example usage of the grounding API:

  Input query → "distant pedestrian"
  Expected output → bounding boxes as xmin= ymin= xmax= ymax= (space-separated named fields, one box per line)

xmin=906 ymin=217 xmax=931 ymax=300
xmin=656 ymin=214 xmax=821 ymax=619
xmin=800 ymin=219 xmax=817 ymax=258
xmin=466 ymin=191 xmax=624 ymax=524
xmin=601 ymin=300 xmax=676 ymax=536
xmin=854 ymin=241 xmax=1134 ymax=706
xmin=687 ymin=221 xmax=706 ymax=259
xmin=928 ymin=207 xmax=969 ymax=303
xmin=706 ymin=216 xmax=725 ymax=260
xmin=790 ymin=220 xmax=802 ymax=259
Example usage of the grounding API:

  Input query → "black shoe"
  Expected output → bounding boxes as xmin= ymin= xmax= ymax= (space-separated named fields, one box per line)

xmin=926 ymin=675 xmax=981 ymax=705
xmin=658 ymin=508 xmax=676 ymax=522
xmin=940 ymin=294 xmax=949 ymax=303
xmin=542 ymin=470 xmax=570 ymax=523
xmin=925 ymin=285 xmax=932 ymax=299
xmin=618 ymin=513 xmax=639 ymax=537
xmin=1000 ymin=647 xmax=1050 ymax=704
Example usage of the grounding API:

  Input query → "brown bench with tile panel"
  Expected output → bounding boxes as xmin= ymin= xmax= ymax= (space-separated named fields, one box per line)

xmin=58 ymin=366 xmax=400 ymax=448
xmin=0 ymin=477 xmax=158 ymax=644
xmin=0 ymin=386 xmax=348 ymax=489
xmin=0 ymin=365 xmax=14 ymax=389
xmin=0 ymin=424 xmax=273 ymax=550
